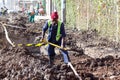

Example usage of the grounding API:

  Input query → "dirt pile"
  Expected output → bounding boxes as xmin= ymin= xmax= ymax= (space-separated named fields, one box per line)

xmin=0 ymin=47 xmax=80 ymax=80
xmin=0 ymin=13 xmax=120 ymax=80
xmin=70 ymin=54 xmax=120 ymax=80
xmin=0 ymin=46 xmax=119 ymax=80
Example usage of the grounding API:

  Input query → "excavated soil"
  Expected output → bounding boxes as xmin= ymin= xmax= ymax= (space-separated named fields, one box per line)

xmin=0 ymin=13 xmax=120 ymax=80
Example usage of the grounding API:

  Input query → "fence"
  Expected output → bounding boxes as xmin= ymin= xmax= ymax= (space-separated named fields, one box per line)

xmin=55 ymin=0 xmax=120 ymax=42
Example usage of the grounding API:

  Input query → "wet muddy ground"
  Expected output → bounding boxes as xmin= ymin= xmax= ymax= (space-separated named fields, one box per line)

xmin=0 ymin=14 xmax=120 ymax=80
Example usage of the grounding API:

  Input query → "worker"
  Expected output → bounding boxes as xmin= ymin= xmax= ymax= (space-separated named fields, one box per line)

xmin=0 ymin=7 xmax=4 ymax=15
xmin=41 ymin=11 xmax=70 ymax=66
xmin=28 ymin=6 xmax=35 ymax=23
xmin=28 ymin=11 xmax=35 ymax=23
xmin=3 ymin=6 xmax=8 ymax=15
xmin=39 ymin=7 xmax=44 ymax=16
xmin=39 ymin=2 xmax=44 ymax=16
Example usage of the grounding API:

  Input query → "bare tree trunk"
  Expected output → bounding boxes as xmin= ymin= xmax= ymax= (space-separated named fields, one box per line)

xmin=61 ymin=0 xmax=66 ymax=23
xmin=114 ymin=0 xmax=119 ymax=42
xmin=87 ymin=0 xmax=90 ymax=30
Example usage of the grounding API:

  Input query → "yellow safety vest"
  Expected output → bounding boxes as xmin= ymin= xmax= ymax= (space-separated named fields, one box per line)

xmin=48 ymin=20 xmax=61 ymax=41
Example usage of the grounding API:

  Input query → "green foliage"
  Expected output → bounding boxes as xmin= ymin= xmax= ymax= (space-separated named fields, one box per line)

xmin=55 ymin=0 xmax=119 ymax=41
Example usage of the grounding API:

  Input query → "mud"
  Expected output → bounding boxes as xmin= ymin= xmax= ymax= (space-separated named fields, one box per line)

xmin=0 ymin=13 xmax=120 ymax=80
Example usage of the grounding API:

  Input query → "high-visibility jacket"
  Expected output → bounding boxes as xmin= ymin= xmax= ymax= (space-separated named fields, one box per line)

xmin=48 ymin=20 xmax=62 ymax=41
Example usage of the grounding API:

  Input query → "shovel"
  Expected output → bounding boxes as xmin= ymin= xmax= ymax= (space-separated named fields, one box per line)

xmin=42 ymin=40 xmax=82 ymax=80
xmin=42 ymin=40 xmax=72 ymax=50
xmin=17 ymin=42 xmax=45 ymax=47
xmin=42 ymin=40 xmax=83 ymax=53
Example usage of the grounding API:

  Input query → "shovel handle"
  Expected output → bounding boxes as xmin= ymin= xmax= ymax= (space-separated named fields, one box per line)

xmin=46 ymin=41 xmax=69 ymax=50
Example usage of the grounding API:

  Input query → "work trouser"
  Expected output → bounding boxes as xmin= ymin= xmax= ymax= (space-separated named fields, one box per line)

xmin=47 ymin=44 xmax=70 ymax=64
xmin=29 ymin=15 xmax=35 ymax=23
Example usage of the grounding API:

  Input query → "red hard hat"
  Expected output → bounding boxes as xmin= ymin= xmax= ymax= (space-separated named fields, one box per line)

xmin=51 ymin=11 xmax=58 ymax=20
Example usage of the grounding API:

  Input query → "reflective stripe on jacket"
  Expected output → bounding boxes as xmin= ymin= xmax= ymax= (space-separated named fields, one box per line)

xmin=48 ymin=20 xmax=61 ymax=41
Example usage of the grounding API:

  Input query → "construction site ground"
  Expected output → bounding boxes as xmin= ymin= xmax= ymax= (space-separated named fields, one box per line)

xmin=0 ymin=13 xmax=120 ymax=80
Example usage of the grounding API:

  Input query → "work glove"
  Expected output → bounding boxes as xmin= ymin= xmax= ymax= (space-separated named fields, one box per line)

xmin=34 ymin=36 xmax=41 ymax=43
xmin=61 ymin=43 xmax=68 ymax=50
xmin=40 ymin=38 xmax=48 ymax=44
xmin=61 ymin=43 xmax=66 ymax=50
xmin=40 ymin=37 xmax=45 ymax=42
xmin=61 ymin=44 xmax=64 ymax=49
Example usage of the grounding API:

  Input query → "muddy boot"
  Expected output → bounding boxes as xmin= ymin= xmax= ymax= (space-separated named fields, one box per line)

xmin=45 ymin=56 xmax=55 ymax=68
xmin=48 ymin=56 xmax=55 ymax=67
